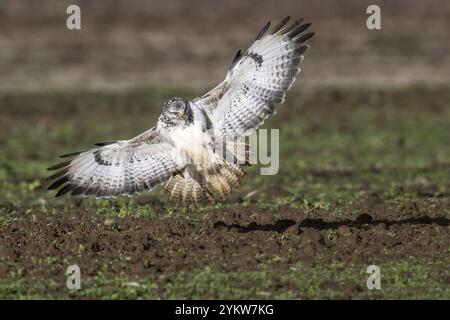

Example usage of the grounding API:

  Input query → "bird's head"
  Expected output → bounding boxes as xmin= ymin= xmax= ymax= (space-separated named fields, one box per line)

xmin=161 ymin=97 xmax=193 ymax=127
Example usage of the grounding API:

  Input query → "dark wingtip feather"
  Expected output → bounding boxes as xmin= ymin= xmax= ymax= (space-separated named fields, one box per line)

xmin=270 ymin=16 xmax=291 ymax=34
xmin=287 ymin=22 xmax=312 ymax=38
xmin=281 ymin=18 xmax=304 ymax=34
xmin=47 ymin=160 xmax=71 ymax=171
xmin=46 ymin=168 xmax=69 ymax=181
xmin=94 ymin=141 xmax=116 ymax=147
xmin=55 ymin=184 xmax=72 ymax=197
xmin=71 ymin=187 xmax=85 ymax=196
xmin=296 ymin=32 xmax=315 ymax=43
xmin=295 ymin=44 xmax=309 ymax=55
xmin=230 ymin=49 xmax=242 ymax=69
xmin=60 ymin=151 xmax=83 ymax=158
xmin=253 ymin=21 xmax=271 ymax=41
xmin=47 ymin=175 xmax=69 ymax=190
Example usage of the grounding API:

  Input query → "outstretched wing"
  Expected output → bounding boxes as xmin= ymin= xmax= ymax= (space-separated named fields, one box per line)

xmin=47 ymin=128 xmax=178 ymax=198
xmin=192 ymin=17 xmax=314 ymax=138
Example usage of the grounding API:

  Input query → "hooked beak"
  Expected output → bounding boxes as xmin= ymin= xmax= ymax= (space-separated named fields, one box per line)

xmin=177 ymin=110 xmax=184 ymax=118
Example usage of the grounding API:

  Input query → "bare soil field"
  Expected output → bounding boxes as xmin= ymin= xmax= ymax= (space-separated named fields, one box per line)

xmin=1 ymin=200 xmax=449 ymax=299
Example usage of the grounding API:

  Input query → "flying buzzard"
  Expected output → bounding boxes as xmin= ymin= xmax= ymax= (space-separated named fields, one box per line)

xmin=47 ymin=16 xmax=314 ymax=205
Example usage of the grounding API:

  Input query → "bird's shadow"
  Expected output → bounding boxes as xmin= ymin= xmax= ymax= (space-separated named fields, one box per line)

xmin=213 ymin=214 xmax=450 ymax=234
xmin=214 ymin=219 xmax=296 ymax=233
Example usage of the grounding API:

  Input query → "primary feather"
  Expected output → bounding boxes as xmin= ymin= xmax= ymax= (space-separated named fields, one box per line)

xmin=194 ymin=16 xmax=314 ymax=138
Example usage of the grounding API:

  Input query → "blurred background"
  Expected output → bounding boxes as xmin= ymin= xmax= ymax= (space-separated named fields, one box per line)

xmin=1 ymin=0 xmax=449 ymax=91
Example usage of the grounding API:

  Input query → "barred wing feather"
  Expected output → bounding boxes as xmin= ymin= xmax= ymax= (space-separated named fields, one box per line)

xmin=194 ymin=17 xmax=314 ymax=138
xmin=47 ymin=128 xmax=178 ymax=198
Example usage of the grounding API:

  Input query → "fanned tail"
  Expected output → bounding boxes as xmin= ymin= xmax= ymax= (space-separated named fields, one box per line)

xmin=163 ymin=162 xmax=245 ymax=206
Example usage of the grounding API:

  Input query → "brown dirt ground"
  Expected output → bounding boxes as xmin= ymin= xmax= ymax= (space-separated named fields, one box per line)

xmin=1 ymin=197 xmax=448 ymax=284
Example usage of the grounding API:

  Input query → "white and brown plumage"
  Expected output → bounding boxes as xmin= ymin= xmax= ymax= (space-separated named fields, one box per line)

xmin=47 ymin=17 xmax=314 ymax=205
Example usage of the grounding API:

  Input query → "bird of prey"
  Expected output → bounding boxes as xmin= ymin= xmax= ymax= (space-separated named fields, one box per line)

xmin=47 ymin=16 xmax=314 ymax=205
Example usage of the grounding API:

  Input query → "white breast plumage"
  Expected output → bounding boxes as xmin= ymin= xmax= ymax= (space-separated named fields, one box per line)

xmin=171 ymin=119 xmax=212 ymax=168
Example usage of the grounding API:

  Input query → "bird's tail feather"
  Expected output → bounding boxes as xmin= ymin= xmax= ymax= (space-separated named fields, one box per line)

xmin=163 ymin=161 xmax=245 ymax=206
